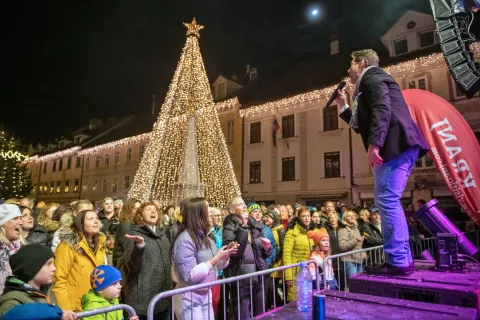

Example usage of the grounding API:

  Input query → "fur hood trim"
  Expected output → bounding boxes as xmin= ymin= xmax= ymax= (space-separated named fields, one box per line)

xmin=57 ymin=217 xmax=104 ymax=251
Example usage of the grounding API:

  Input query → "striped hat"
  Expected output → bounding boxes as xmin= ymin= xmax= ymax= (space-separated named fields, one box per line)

xmin=247 ymin=202 xmax=261 ymax=214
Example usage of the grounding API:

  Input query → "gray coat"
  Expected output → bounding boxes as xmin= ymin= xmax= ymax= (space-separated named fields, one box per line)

xmin=118 ymin=225 xmax=172 ymax=316
xmin=338 ymin=224 xmax=367 ymax=263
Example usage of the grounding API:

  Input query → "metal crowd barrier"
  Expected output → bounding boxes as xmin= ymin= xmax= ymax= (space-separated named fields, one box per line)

xmin=76 ymin=304 xmax=137 ymax=319
xmin=409 ymin=237 xmax=436 ymax=258
xmin=147 ymin=260 xmax=322 ymax=320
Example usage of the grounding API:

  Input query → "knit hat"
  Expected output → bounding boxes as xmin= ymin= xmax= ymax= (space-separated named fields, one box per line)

xmin=294 ymin=203 xmax=302 ymax=210
xmin=307 ymin=228 xmax=329 ymax=246
xmin=10 ymin=244 xmax=55 ymax=283
xmin=247 ymin=202 xmax=261 ymax=214
xmin=90 ymin=265 xmax=122 ymax=293
xmin=0 ymin=204 xmax=21 ymax=227
xmin=264 ymin=209 xmax=279 ymax=225
xmin=3 ymin=303 xmax=63 ymax=320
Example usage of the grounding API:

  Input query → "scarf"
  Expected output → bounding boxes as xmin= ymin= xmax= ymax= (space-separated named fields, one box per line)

xmin=350 ymin=66 xmax=376 ymax=130
xmin=372 ymin=220 xmax=382 ymax=234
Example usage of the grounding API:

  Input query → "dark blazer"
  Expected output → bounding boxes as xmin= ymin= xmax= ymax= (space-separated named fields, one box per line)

xmin=340 ymin=67 xmax=429 ymax=162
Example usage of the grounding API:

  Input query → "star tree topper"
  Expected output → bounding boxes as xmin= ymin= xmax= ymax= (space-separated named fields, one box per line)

xmin=183 ymin=18 xmax=204 ymax=38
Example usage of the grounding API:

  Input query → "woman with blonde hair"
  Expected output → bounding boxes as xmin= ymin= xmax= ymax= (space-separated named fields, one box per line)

xmin=36 ymin=203 xmax=60 ymax=236
xmin=338 ymin=210 xmax=367 ymax=280
xmin=113 ymin=198 xmax=140 ymax=267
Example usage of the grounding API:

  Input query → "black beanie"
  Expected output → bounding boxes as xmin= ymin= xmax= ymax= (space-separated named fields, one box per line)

xmin=10 ymin=244 xmax=55 ymax=283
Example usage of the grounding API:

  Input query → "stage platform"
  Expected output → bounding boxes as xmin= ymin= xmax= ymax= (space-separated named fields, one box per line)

xmin=349 ymin=264 xmax=480 ymax=312
xmin=254 ymin=290 xmax=478 ymax=320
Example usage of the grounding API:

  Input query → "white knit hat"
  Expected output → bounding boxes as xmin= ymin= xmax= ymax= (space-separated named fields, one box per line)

xmin=0 ymin=204 xmax=21 ymax=226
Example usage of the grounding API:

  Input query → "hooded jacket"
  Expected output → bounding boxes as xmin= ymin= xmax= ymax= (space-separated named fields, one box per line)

xmin=51 ymin=213 xmax=74 ymax=252
xmin=52 ymin=225 xmax=106 ymax=311
xmin=270 ymin=224 xmax=286 ymax=278
xmin=26 ymin=224 xmax=52 ymax=247
xmin=81 ymin=290 xmax=123 ymax=320
xmin=0 ymin=277 xmax=50 ymax=316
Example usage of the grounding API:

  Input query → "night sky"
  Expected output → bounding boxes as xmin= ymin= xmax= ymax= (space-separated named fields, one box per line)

xmin=3 ymin=0 xmax=430 ymax=145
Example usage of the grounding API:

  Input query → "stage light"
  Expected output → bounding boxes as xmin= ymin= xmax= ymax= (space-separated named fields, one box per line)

xmin=312 ymin=9 xmax=318 ymax=15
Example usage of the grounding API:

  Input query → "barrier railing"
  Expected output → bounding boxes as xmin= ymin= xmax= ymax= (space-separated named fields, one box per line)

xmin=147 ymin=260 xmax=322 ymax=320
xmin=76 ymin=304 xmax=137 ymax=319
xmin=410 ymin=237 xmax=436 ymax=258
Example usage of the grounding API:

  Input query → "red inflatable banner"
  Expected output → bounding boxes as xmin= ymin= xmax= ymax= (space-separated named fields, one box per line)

xmin=403 ymin=89 xmax=480 ymax=226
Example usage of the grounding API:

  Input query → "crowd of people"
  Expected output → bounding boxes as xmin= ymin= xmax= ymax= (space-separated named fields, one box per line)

xmin=0 ymin=195 xmax=429 ymax=320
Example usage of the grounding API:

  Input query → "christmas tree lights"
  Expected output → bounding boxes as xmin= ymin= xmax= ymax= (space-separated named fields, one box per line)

xmin=128 ymin=18 xmax=240 ymax=207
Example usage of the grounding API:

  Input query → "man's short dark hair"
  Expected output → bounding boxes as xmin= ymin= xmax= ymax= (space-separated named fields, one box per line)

xmin=351 ymin=49 xmax=379 ymax=67
xmin=417 ymin=199 xmax=426 ymax=205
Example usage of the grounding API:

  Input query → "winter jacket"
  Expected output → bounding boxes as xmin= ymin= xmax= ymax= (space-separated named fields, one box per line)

xmin=222 ymin=215 xmax=272 ymax=280
xmin=0 ymin=241 xmax=21 ymax=295
xmin=324 ymin=222 xmax=343 ymax=256
xmin=41 ymin=219 xmax=60 ymax=237
xmin=25 ymin=224 xmax=52 ymax=247
xmin=270 ymin=224 xmax=286 ymax=279
xmin=113 ymin=221 xmax=132 ymax=267
xmin=211 ymin=226 xmax=223 ymax=277
xmin=81 ymin=290 xmax=123 ymax=320
xmin=53 ymin=227 xmax=106 ymax=311
xmin=165 ymin=221 xmax=181 ymax=244
xmin=98 ymin=210 xmax=119 ymax=235
xmin=0 ymin=277 xmax=50 ymax=316
xmin=172 ymin=230 xmax=228 ymax=320
xmin=360 ymin=222 xmax=383 ymax=249
xmin=262 ymin=224 xmax=277 ymax=267
xmin=337 ymin=224 xmax=367 ymax=263
xmin=51 ymin=213 xmax=74 ymax=252
xmin=282 ymin=222 xmax=315 ymax=302
xmin=118 ymin=225 xmax=172 ymax=316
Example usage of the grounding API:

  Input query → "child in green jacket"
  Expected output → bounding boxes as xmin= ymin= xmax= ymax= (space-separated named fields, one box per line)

xmin=81 ymin=265 xmax=138 ymax=320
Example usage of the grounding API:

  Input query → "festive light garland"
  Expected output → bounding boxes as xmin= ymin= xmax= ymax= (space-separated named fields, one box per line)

xmin=128 ymin=19 xmax=240 ymax=207
xmin=78 ymin=133 xmax=150 ymax=156
xmin=0 ymin=150 xmax=28 ymax=161
xmin=240 ymin=52 xmax=446 ymax=118
xmin=215 ymin=97 xmax=240 ymax=112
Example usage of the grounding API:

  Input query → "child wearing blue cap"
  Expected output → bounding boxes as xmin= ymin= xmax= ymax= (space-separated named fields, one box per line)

xmin=81 ymin=265 xmax=138 ymax=320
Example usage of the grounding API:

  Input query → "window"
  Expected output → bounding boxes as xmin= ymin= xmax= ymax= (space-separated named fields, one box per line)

xmin=56 ymin=181 xmax=61 ymax=193
xmin=52 ymin=161 xmax=57 ymax=172
xmin=64 ymin=179 xmax=70 ymax=193
xmin=250 ymin=68 xmax=257 ymax=80
xmin=76 ymin=157 xmax=81 ymax=168
xmin=217 ymin=82 xmax=226 ymax=99
xmin=105 ymin=154 xmax=110 ymax=166
xmin=415 ymin=153 xmax=434 ymax=168
xmin=83 ymin=181 xmax=88 ymax=192
xmin=85 ymin=157 xmax=90 ymax=169
xmin=50 ymin=182 xmax=54 ymax=194
xmin=67 ymin=157 xmax=72 ymax=169
xmin=114 ymin=151 xmax=120 ymax=165
xmin=323 ymin=107 xmax=339 ymax=131
xmin=126 ymin=148 xmax=132 ymax=164
xmin=93 ymin=180 xmax=98 ymax=192
xmin=59 ymin=141 xmax=64 ymax=149
xmin=43 ymin=163 xmax=47 ymax=174
xmin=74 ymin=179 xmax=79 ymax=192
xmin=124 ymin=176 xmax=130 ymax=189
xmin=282 ymin=115 xmax=295 ymax=138
xmin=282 ymin=157 xmax=296 ymax=181
xmin=112 ymin=178 xmax=117 ymax=193
xmin=102 ymin=179 xmax=108 ymax=193
xmin=227 ymin=120 xmax=234 ymax=144
xmin=58 ymin=158 xmax=63 ymax=171
xmin=324 ymin=152 xmax=341 ymax=178
xmin=393 ymin=38 xmax=408 ymax=55
xmin=250 ymin=122 xmax=261 ymax=144
xmin=95 ymin=155 xmax=100 ymax=168
xmin=139 ymin=145 xmax=145 ymax=160
xmin=419 ymin=30 xmax=435 ymax=48
xmin=74 ymin=136 xmax=81 ymax=144
xmin=408 ymin=77 xmax=427 ymax=91
xmin=249 ymin=161 xmax=261 ymax=184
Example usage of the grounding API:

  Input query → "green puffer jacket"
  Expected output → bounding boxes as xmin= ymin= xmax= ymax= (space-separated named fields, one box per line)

xmin=81 ymin=290 xmax=123 ymax=320
xmin=0 ymin=277 xmax=50 ymax=316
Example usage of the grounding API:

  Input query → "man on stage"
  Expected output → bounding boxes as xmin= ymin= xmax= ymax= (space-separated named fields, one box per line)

xmin=335 ymin=49 xmax=429 ymax=275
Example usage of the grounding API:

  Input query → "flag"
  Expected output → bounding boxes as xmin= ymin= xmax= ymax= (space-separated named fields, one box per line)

xmin=272 ymin=118 xmax=280 ymax=147
xmin=403 ymin=89 xmax=480 ymax=226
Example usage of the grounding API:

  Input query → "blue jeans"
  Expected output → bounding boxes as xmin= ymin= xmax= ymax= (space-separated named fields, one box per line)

xmin=345 ymin=262 xmax=363 ymax=279
xmin=373 ymin=146 xmax=420 ymax=267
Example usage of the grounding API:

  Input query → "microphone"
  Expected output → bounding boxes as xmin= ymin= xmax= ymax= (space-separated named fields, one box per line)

xmin=325 ymin=79 xmax=347 ymax=108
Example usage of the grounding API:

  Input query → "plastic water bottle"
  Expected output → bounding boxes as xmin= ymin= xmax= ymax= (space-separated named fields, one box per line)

xmin=296 ymin=261 xmax=313 ymax=312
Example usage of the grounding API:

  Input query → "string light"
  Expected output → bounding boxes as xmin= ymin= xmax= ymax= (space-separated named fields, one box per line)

xmin=0 ymin=131 xmax=31 ymax=199
xmin=0 ymin=150 xmax=28 ymax=161
xmin=215 ymin=97 xmax=240 ymax=112
xmin=128 ymin=18 xmax=240 ymax=207
xmin=78 ymin=133 xmax=150 ymax=156
xmin=25 ymin=146 xmax=81 ymax=163
xmin=240 ymin=52 xmax=446 ymax=118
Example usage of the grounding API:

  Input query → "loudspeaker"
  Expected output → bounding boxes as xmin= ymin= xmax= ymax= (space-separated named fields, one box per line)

xmin=435 ymin=15 xmax=480 ymax=98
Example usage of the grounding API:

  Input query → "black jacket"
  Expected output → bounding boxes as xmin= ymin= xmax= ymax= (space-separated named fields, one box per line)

xmin=26 ymin=225 xmax=52 ymax=247
xmin=324 ymin=221 xmax=344 ymax=256
xmin=97 ymin=210 xmax=119 ymax=235
xmin=340 ymin=67 xmax=429 ymax=162
xmin=359 ymin=222 xmax=383 ymax=248
xmin=222 ymin=215 xmax=272 ymax=278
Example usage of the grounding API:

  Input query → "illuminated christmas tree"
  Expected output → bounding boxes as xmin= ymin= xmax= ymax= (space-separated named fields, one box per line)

xmin=129 ymin=18 xmax=240 ymax=206
xmin=0 ymin=130 xmax=32 ymax=200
